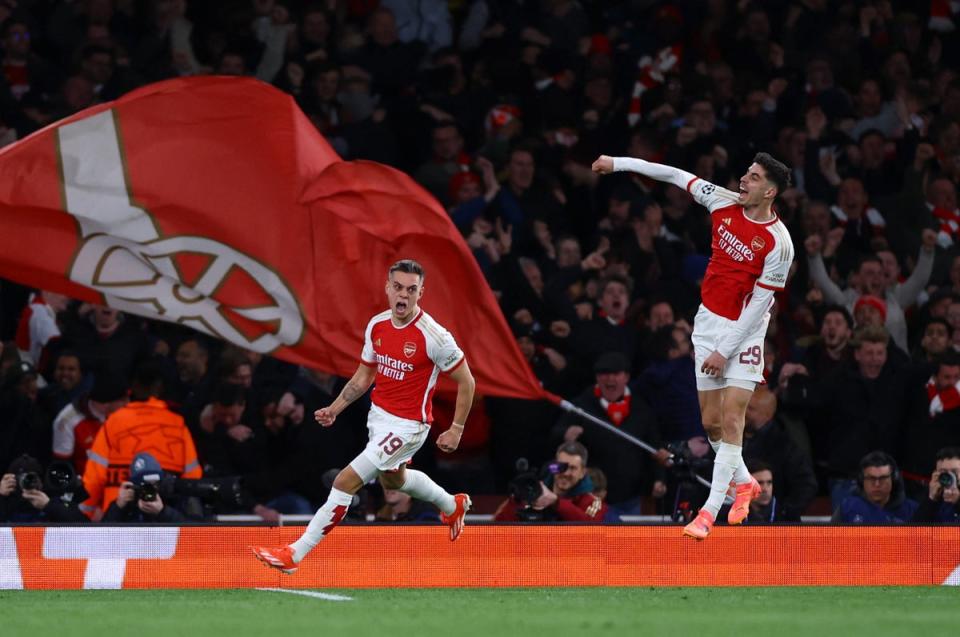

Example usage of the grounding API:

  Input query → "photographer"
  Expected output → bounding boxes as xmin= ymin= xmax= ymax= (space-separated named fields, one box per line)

xmin=552 ymin=352 xmax=668 ymax=512
xmin=912 ymin=447 xmax=960 ymax=524
xmin=493 ymin=442 xmax=608 ymax=522
xmin=103 ymin=452 xmax=185 ymax=523
xmin=0 ymin=454 xmax=88 ymax=522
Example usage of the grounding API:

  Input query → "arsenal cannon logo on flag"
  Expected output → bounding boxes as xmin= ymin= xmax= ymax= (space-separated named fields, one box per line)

xmin=0 ymin=77 xmax=547 ymax=402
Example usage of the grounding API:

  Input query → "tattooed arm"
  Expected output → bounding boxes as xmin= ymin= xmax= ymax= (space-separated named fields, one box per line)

xmin=314 ymin=364 xmax=376 ymax=426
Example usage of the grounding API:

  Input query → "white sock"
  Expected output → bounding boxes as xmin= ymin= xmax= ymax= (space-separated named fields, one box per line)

xmin=702 ymin=442 xmax=742 ymax=517
xmin=400 ymin=469 xmax=456 ymax=515
xmin=732 ymin=457 xmax=753 ymax=485
xmin=710 ymin=437 xmax=752 ymax=485
xmin=289 ymin=488 xmax=353 ymax=563
xmin=709 ymin=437 xmax=721 ymax=454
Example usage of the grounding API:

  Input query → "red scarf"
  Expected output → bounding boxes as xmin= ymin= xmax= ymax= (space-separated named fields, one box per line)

xmin=926 ymin=376 xmax=960 ymax=416
xmin=595 ymin=386 xmax=631 ymax=426
xmin=934 ymin=206 xmax=960 ymax=247
xmin=627 ymin=44 xmax=682 ymax=127
xmin=597 ymin=309 xmax=625 ymax=326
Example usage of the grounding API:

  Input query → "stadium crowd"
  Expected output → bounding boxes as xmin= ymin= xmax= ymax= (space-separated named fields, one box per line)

xmin=2 ymin=0 xmax=960 ymax=524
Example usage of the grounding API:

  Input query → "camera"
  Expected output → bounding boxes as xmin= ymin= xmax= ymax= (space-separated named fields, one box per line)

xmin=134 ymin=481 xmax=159 ymax=502
xmin=508 ymin=459 xmax=569 ymax=521
xmin=665 ymin=441 xmax=712 ymax=479
xmin=44 ymin=462 xmax=87 ymax=503
xmin=938 ymin=471 xmax=958 ymax=489
xmin=16 ymin=471 xmax=42 ymax=492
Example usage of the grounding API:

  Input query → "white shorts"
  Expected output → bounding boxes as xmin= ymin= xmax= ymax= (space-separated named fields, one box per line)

xmin=358 ymin=404 xmax=430 ymax=472
xmin=691 ymin=304 xmax=768 ymax=392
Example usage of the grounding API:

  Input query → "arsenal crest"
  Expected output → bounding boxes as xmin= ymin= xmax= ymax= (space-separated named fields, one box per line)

xmin=751 ymin=236 xmax=765 ymax=251
xmin=403 ymin=341 xmax=417 ymax=358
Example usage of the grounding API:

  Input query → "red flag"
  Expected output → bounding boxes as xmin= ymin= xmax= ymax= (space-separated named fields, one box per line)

xmin=0 ymin=77 xmax=548 ymax=402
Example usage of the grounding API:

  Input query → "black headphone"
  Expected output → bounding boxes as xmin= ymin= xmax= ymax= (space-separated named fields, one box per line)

xmin=857 ymin=451 xmax=903 ymax=498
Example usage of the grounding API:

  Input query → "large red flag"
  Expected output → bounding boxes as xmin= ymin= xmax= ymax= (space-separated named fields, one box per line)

xmin=0 ymin=77 xmax=549 ymax=401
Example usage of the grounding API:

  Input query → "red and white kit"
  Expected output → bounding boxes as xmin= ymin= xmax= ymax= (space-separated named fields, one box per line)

xmin=613 ymin=158 xmax=794 ymax=390
xmin=359 ymin=308 xmax=464 ymax=470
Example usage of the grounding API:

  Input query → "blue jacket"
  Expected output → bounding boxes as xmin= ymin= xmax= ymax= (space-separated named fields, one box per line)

xmin=833 ymin=493 xmax=918 ymax=523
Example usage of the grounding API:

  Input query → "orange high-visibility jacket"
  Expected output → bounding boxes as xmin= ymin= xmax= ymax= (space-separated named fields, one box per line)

xmin=80 ymin=397 xmax=202 ymax=519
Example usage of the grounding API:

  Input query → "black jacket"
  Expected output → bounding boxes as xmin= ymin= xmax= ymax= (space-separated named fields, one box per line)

xmin=552 ymin=385 xmax=664 ymax=505
xmin=743 ymin=418 xmax=818 ymax=520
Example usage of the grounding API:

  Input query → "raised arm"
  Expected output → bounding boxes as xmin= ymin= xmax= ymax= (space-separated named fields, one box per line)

xmin=592 ymin=154 xmax=695 ymax=190
xmin=893 ymin=230 xmax=936 ymax=308
xmin=592 ymin=155 xmax=739 ymax=212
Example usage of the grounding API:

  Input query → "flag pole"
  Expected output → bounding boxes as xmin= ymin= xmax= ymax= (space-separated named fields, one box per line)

xmin=553 ymin=397 xmax=712 ymax=489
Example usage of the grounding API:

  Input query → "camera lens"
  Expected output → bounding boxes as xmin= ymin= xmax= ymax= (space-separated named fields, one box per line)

xmin=18 ymin=471 xmax=42 ymax=491
xmin=938 ymin=472 xmax=957 ymax=488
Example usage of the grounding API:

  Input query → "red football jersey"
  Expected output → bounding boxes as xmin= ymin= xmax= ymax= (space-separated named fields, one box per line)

xmin=361 ymin=309 xmax=464 ymax=423
xmin=52 ymin=401 xmax=108 ymax=475
xmin=686 ymin=177 xmax=794 ymax=321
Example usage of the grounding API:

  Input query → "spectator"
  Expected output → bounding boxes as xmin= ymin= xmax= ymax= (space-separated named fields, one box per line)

xmin=569 ymin=275 xmax=638 ymax=368
xmin=80 ymin=360 xmax=201 ymax=519
xmin=380 ymin=0 xmax=452 ymax=52
xmin=552 ymin=352 xmax=667 ymax=510
xmin=51 ymin=372 xmax=129 ymax=475
xmin=493 ymin=441 xmax=608 ymax=522
xmin=832 ymin=451 xmax=918 ymax=523
xmin=912 ymin=447 xmax=960 ymax=524
xmin=806 ymin=229 xmax=936 ymax=352
xmin=914 ymin=318 xmax=952 ymax=365
xmin=637 ymin=325 xmax=702 ymax=446
xmin=376 ymin=488 xmax=441 ymax=522
xmin=806 ymin=326 xmax=908 ymax=508
xmin=741 ymin=388 xmax=817 ymax=521
xmin=60 ymin=304 xmax=150 ymax=379
xmin=798 ymin=305 xmax=854 ymax=379
xmin=0 ymin=359 xmax=43 ymax=470
xmin=169 ymin=335 xmax=212 ymax=425
xmin=744 ymin=460 xmax=787 ymax=523
xmin=901 ymin=353 xmax=960 ymax=484
xmin=414 ymin=121 xmax=469 ymax=206
xmin=36 ymin=349 xmax=86 ymax=429
xmin=15 ymin=290 xmax=67 ymax=369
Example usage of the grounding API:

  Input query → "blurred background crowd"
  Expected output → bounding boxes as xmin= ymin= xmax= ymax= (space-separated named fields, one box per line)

xmin=2 ymin=0 xmax=960 ymax=524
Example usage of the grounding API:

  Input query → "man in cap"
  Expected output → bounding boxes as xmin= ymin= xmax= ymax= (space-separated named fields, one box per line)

xmin=552 ymin=352 xmax=668 ymax=512
xmin=103 ymin=452 xmax=185 ymax=522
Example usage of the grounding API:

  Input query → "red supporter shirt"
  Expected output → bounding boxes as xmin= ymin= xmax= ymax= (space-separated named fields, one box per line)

xmin=361 ymin=309 xmax=465 ymax=423
xmin=686 ymin=177 xmax=794 ymax=321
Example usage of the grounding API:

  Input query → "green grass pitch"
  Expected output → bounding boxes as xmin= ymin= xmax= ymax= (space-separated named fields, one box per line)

xmin=2 ymin=587 xmax=957 ymax=637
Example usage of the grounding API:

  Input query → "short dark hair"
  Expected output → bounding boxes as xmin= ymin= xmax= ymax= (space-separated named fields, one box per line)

xmin=556 ymin=440 xmax=588 ymax=466
xmin=856 ymin=254 xmax=883 ymax=272
xmin=648 ymin=325 xmax=680 ymax=362
xmin=598 ymin=273 xmax=633 ymax=297
xmin=936 ymin=447 xmax=960 ymax=462
xmin=860 ymin=450 xmax=896 ymax=472
xmin=937 ymin=351 xmax=960 ymax=370
xmin=753 ymin=152 xmax=790 ymax=195
xmin=925 ymin=317 xmax=952 ymax=338
xmin=746 ymin=459 xmax=773 ymax=475
xmin=823 ymin=304 xmax=854 ymax=330
xmin=178 ymin=335 xmax=209 ymax=357
xmin=131 ymin=359 xmax=164 ymax=401
xmin=212 ymin=382 xmax=246 ymax=407
xmin=54 ymin=349 xmax=83 ymax=370
xmin=388 ymin=259 xmax=425 ymax=282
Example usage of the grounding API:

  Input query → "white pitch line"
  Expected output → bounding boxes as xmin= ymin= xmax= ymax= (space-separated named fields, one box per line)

xmin=257 ymin=587 xmax=354 ymax=601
